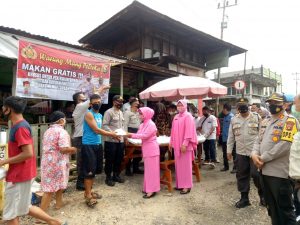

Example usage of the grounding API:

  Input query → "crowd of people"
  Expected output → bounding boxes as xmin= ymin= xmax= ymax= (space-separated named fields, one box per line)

xmin=1 ymin=89 xmax=300 ymax=225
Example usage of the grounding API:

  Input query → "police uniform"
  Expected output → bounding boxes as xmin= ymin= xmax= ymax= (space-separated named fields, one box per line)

xmin=227 ymin=97 xmax=264 ymax=208
xmin=103 ymin=95 xmax=125 ymax=186
xmin=252 ymin=93 xmax=299 ymax=225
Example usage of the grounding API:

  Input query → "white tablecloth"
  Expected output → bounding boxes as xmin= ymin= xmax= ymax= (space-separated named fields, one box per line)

xmin=127 ymin=135 xmax=206 ymax=145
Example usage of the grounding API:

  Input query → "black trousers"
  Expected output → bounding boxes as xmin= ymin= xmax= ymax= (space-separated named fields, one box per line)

xmin=104 ymin=141 xmax=124 ymax=178
xmin=262 ymin=175 xmax=296 ymax=225
xmin=221 ymin=141 xmax=229 ymax=169
xmin=126 ymin=127 xmax=142 ymax=171
xmin=236 ymin=154 xmax=263 ymax=196
xmin=71 ymin=137 xmax=84 ymax=185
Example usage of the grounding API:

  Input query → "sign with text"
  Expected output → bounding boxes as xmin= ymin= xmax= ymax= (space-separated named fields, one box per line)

xmin=17 ymin=40 xmax=111 ymax=103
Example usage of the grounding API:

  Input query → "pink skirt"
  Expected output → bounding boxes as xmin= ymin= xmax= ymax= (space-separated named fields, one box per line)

xmin=175 ymin=150 xmax=193 ymax=189
xmin=143 ymin=155 xmax=160 ymax=193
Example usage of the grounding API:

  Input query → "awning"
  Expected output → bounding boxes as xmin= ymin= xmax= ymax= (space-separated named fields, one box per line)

xmin=0 ymin=31 xmax=125 ymax=64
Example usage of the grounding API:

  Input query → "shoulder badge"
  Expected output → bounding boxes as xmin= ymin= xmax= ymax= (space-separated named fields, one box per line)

xmin=281 ymin=117 xmax=298 ymax=142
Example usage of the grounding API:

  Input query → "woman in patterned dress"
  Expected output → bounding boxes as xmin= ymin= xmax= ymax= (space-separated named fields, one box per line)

xmin=40 ymin=111 xmax=76 ymax=212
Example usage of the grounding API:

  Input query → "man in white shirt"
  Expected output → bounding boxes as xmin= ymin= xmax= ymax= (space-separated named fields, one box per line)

xmin=72 ymin=84 xmax=110 ymax=190
xmin=198 ymin=106 xmax=218 ymax=167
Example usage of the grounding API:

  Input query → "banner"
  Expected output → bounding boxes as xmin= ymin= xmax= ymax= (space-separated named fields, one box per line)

xmin=17 ymin=40 xmax=111 ymax=103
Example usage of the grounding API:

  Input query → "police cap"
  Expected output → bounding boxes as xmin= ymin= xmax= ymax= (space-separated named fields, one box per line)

xmin=236 ymin=97 xmax=249 ymax=105
xmin=112 ymin=95 xmax=124 ymax=102
xmin=266 ymin=93 xmax=287 ymax=103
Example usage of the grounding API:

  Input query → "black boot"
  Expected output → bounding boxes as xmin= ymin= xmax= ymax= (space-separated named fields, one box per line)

xmin=235 ymin=192 xmax=251 ymax=208
xmin=105 ymin=176 xmax=115 ymax=187
xmin=112 ymin=174 xmax=125 ymax=183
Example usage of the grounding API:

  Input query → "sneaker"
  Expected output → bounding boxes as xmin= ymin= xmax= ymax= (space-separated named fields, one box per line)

xmin=208 ymin=163 xmax=215 ymax=169
xmin=235 ymin=199 xmax=251 ymax=208
xmin=112 ymin=175 xmax=125 ymax=183
xmin=203 ymin=160 xmax=210 ymax=165
xmin=105 ymin=178 xmax=115 ymax=187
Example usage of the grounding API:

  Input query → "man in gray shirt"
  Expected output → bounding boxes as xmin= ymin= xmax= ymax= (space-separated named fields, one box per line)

xmin=227 ymin=97 xmax=263 ymax=208
xmin=252 ymin=93 xmax=299 ymax=225
xmin=103 ymin=95 xmax=125 ymax=186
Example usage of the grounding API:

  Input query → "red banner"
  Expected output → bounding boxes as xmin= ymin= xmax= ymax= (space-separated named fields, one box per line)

xmin=16 ymin=40 xmax=111 ymax=102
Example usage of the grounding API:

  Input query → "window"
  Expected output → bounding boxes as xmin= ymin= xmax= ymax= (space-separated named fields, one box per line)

xmin=144 ymin=49 xmax=152 ymax=59
xmin=170 ymin=43 xmax=176 ymax=56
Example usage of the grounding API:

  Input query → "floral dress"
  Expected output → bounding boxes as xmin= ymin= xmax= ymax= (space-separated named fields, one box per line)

xmin=41 ymin=124 xmax=70 ymax=192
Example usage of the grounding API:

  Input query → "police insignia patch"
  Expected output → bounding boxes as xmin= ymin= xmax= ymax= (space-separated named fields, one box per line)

xmin=272 ymin=136 xmax=279 ymax=142
xmin=281 ymin=117 xmax=298 ymax=142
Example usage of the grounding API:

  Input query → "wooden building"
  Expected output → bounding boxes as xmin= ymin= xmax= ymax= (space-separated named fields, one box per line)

xmin=79 ymin=1 xmax=246 ymax=99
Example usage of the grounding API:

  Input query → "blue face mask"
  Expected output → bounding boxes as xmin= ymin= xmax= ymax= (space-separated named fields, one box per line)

xmin=291 ymin=105 xmax=300 ymax=121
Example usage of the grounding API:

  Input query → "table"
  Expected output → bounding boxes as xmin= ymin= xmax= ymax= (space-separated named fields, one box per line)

xmin=122 ymin=136 xmax=205 ymax=192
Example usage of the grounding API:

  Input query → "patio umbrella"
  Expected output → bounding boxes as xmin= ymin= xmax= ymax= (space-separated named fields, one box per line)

xmin=139 ymin=75 xmax=227 ymax=101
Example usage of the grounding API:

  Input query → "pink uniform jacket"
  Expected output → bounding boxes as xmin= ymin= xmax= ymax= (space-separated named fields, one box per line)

xmin=170 ymin=100 xmax=198 ymax=157
xmin=131 ymin=107 xmax=160 ymax=158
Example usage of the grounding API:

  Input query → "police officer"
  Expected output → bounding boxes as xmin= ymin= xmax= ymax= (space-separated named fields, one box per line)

xmin=251 ymin=93 xmax=299 ymax=225
xmin=227 ymin=97 xmax=264 ymax=208
xmin=103 ymin=95 xmax=125 ymax=186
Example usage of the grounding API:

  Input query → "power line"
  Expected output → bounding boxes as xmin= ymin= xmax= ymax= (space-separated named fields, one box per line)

xmin=292 ymin=72 xmax=300 ymax=95
xmin=216 ymin=0 xmax=238 ymax=114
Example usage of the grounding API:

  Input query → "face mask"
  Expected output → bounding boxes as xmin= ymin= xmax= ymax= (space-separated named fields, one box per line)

xmin=203 ymin=113 xmax=209 ymax=117
xmin=3 ymin=108 xmax=11 ymax=121
xmin=92 ymin=103 xmax=101 ymax=111
xmin=269 ymin=104 xmax=283 ymax=114
xmin=238 ymin=105 xmax=248 ymax=114
xmin=177 ymin=106 xmax=185 ymax=113
xmin=115 ymin=102 xmax=123 ymax=109
xmin=291 ymin=105 xmax=300 ymax=120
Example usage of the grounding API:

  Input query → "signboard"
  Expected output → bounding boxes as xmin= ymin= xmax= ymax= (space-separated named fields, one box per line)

xmin=234 ymin=80 xmax=246 ymax=90
xmin=16 ymin=40 xmax=111 ymax=103
xmin=0 ymin=132 xmax=7 ymax=213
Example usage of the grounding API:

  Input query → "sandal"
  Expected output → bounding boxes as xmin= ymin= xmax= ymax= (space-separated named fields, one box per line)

xmin=91 ymin=191 xmax=102 ymax=199
xmin=180 ymin=189 xmax=191 ymax=195
xmin=85 ymin=197 xmax=98 ymax=208
xmin=143 ymin=192 xmax=156 ymax=199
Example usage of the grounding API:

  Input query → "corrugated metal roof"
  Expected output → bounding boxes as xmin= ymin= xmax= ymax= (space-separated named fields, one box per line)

xmin=0 ymin=26 xmax=126 ymax=63
xmin=0 ymin=32 xmax=18 ymax=59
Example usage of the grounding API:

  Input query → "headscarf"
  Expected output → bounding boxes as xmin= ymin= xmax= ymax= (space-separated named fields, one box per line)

xmin=139 ymin=107 xmax=154 ymax=123
xmin=177 ymin=99 xmax=188 ymax=115
xmin=49 ymin=111 xmax=65 ymax=123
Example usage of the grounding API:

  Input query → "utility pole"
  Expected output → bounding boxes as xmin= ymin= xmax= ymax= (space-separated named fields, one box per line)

xmin=293 ymin=72 xmax=300 ymax=95
xmin=216 ymin=0 xmax=238 ymax=114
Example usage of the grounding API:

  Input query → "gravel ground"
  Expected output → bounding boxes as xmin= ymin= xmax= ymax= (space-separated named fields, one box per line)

xmin=16 ymin=155 xmax=270 ymax=225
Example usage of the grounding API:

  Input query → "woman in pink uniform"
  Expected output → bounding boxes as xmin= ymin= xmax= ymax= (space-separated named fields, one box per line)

xmin=170 ymin=99 xmax=198 ymax=194
xmin=127 ymin=107 xmax=160 ymax=198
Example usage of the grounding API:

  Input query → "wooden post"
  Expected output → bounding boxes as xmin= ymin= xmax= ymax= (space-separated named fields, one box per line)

xmin=120 ymin=65 xmax=124 ymax=97
xmin=0 ymin=131 xmax=8 ymax=214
